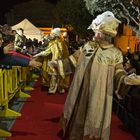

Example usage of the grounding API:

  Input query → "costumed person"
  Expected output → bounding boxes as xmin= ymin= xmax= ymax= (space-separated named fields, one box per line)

xmin=14 ymin=28 xmax=26 ymax=52
xmin=40 ymin=34 xmax=54 ymax=91
xmin=49 ymin=11 xmax=140 ymax=140
xmin=34 ymin=28 xmax=70 ymax=94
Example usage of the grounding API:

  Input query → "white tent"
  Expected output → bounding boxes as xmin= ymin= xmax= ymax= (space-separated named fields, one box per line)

xmin=12 ymin=18 xmax=43 ymax=41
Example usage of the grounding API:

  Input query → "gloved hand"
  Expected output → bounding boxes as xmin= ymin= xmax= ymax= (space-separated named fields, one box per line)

xmin=33 ymin=51 xmax=46 ymax=57
xmin=33 ymin=53 xmax=42 ymax=57
xmin=48 ymin=61 xmax=57 ymax=67
xmin=124 ymin=74 xmax=140 ymax=85
xmin=29 ymin=60 xmax=42 ymax=69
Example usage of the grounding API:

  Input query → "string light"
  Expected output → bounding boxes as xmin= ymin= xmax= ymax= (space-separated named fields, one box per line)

xmin=84 ymin=0 xmax=140 ymax=37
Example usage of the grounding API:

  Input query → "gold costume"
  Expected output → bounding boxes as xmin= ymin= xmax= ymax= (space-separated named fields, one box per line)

xmin=41 ymin=37 xmax=70 ymax=93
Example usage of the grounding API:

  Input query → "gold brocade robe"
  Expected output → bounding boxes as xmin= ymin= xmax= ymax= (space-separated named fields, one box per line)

xmin=42 ymin=37 xmax=70 ymax=89
xmin=55 ymin=41 xmax=124 ymax=140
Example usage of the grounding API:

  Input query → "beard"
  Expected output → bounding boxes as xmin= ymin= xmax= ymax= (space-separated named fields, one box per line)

xmin=93 ymin=32 xmax=105 ymax=41
xmin=93 ymin=32 xmax=113 ymax=43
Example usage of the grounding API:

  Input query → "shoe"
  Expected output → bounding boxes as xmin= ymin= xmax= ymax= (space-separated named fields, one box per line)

xmin=48 ymin=84 xmax=57 ymax=94
xmin=47 ymin=92 xmax=55 ymax=95
xmin=58 ymin=89 xmax=65 ymax=94
xmin=48 ymin=88 xmax=56 ymax=94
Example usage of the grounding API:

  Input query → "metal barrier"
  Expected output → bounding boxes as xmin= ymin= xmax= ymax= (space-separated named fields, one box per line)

xmin=0 ymin=66 xmax=31 ymax=137
xmin=0 ymin=129 xmax=11 ymax=137
xmin=21 ymin=67 xmax=34 ymax=91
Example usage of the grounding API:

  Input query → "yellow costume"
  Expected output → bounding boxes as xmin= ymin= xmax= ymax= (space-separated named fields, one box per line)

xmin=41 ymin=43 xmax=52 ymax=89
xmin=35 ymin=36 xmax=70 ymax=93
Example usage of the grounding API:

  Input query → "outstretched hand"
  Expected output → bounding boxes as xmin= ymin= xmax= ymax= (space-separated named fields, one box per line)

xmin=29 ymin=60 xmax=42 ymax=69
xmin=125 ymin=75 xmax=140 ymax=85
xmin=48 ymin=61 xmax=57 ymax=68
xmin=33 ymin=53 xmax=40 ymax=58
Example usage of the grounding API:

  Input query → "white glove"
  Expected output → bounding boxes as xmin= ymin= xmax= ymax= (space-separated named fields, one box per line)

xmin=48 ymin=61 xmax=57 ymax=67
xmin=124 ymin=74 xmax=140 ymax=85
xmin=33 ymin=51 xmax=46 ymax=57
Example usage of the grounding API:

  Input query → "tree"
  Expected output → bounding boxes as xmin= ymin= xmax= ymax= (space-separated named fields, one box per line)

xmin=84 ymin=0 xmax=140 ymax=37
xmin=53 ymin=0 xmax=93 ymax=37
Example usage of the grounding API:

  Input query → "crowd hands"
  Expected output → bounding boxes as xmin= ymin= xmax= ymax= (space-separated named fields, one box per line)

xmin=0 ymin=24 xmax=42 ymax=69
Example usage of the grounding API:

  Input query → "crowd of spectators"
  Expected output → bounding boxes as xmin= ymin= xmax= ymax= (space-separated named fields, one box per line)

xmin=0 ymin=24 xmax=42 ymax=68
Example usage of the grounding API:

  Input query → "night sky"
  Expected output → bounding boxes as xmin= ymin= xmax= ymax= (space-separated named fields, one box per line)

xmin=0 ymin=0 xmax=58 ymax=25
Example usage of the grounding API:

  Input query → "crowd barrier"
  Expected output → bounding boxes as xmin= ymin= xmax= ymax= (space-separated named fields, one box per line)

xmin=0 ymin=66 xmax=32 ymax=137
xmin=113 ymin=91 xmax=140 ymax=139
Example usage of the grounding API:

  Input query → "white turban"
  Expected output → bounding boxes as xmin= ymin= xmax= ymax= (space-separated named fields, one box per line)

xmin=88 ymin=11 xmax=121 ymax=37
xmin=51 ymin=28 xmax=61 ymax=37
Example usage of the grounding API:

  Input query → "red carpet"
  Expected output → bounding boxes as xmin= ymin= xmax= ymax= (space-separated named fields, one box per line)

xmin=6 ymin=80 xmax=135 ymax=140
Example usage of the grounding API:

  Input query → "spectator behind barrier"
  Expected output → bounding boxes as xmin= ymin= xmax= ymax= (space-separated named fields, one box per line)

xmin=0 ymin=32 xmax=42 ymax=69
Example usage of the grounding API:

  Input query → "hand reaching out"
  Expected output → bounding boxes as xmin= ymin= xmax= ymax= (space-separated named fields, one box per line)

xmin=124 ymin=75 xmax=140 ymax=85
xmin=29 ymin=60 xmax=42 ymax=69
xmin=48 ymin=61 xmax=57 ymax=67
xmin=33 ymin=53 xmax=41 ymax=58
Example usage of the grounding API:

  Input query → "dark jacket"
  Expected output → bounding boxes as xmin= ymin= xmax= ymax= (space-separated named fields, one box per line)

xmin=0 ymin=46 xmax=4 ymax=59
xmin=0 ymin=54 xmax=30 ymax=67
xmin=0 ymin=46 xmax=30 ymax=67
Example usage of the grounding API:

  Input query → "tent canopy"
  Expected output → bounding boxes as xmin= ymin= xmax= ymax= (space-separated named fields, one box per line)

xmin=12 ymin=18 xmax=43 ymax=41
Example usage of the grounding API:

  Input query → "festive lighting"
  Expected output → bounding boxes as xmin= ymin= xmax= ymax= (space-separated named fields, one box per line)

xmin=84 ymin=0 xmax=140 ymax=37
